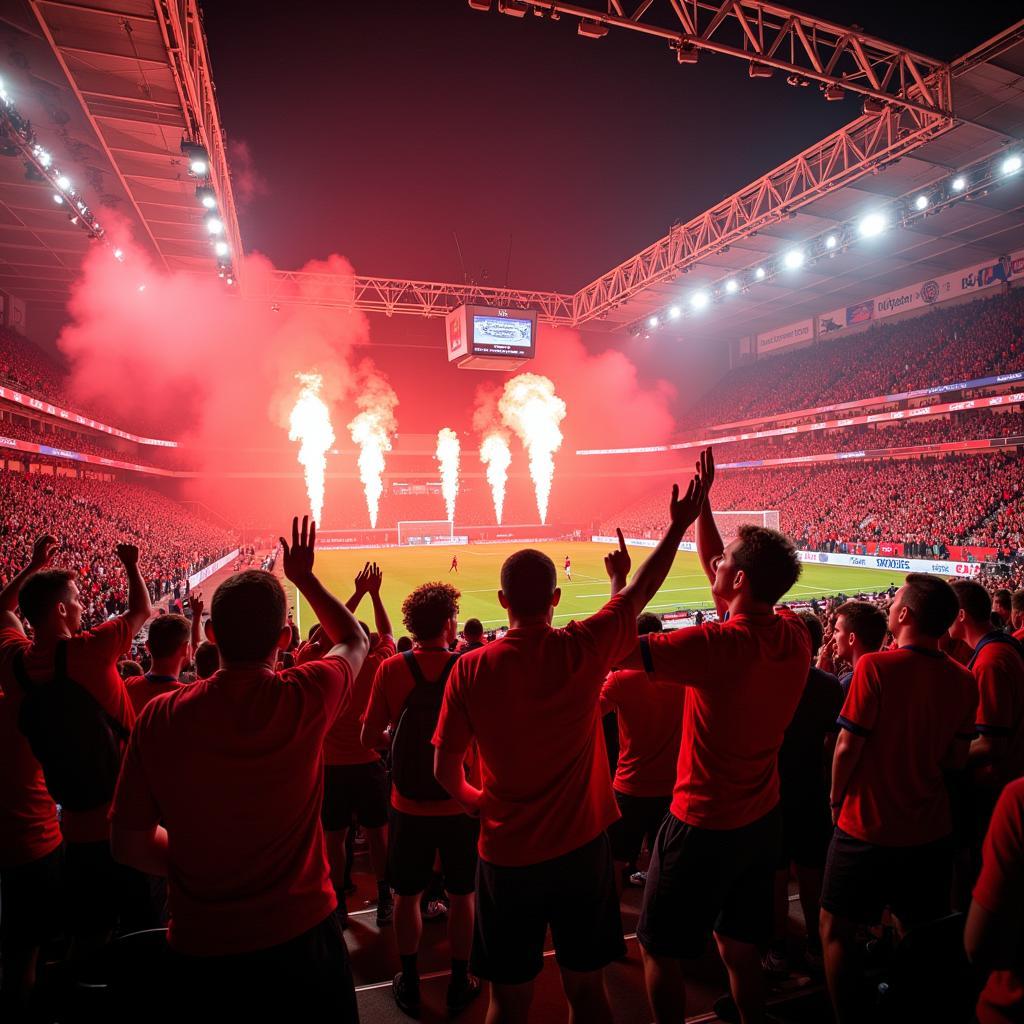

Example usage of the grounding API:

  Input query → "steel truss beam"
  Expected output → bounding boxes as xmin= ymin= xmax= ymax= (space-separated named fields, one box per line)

xmin=571 ymin=103 xmax=954 ymax=322
xmin=261 ymin=272 xmax=575 ymax=324
xmin=481 ymin=0 xmax=952 ymax=119
xmin=155 ymin=0 xmax=244 ymax=282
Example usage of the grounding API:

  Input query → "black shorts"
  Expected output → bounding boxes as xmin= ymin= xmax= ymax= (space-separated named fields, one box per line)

xmin=0 ymin=844 xmax=65 ymax=950
xmin=322 ymin=761 xmax=389 ymax=831
xmin=472 ymin=833 xmax=625 ymax=984
xmin=820 ymin=829 xmax=953 ymax=927
xmin=778 ymin=793 xmax=832 ymax=869
xmin=607 ymin=790 xmax=670 ymax=865
xmin=638 ymin=807 xmax=781 ymax=959
xmin=388 ymin=808 xmax=478 ymax=896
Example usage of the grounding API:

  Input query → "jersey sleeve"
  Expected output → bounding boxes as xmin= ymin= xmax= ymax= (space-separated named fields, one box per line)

xmin=432 ymin=658 xmax=474 ymax=754
xmin=837 ymin=655 xmax=880 ymax=736
xmin=972 ymin=780 xmax=1024 ymax=915
xmin=109 ymin=723 xmax=161 ymax=831
xmin=361 ymin=659 xmax=394 ymax=737
xmin=642 ymin=623 xmax=714 ymax=686
xmin=600 ymin=671 xmax=625 ymax=709
xmin=69 ymin=618 xmax=136 ymax=728
xmin=284 ymin=655 xmax=354 ymax=731
xmin=570 ymin=594 xmax=638 ymax=668
xmin=975 ymin=651 xmax=1014 ymax=737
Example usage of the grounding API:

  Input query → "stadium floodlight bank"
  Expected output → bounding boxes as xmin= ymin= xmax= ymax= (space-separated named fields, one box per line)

xmin=397 ymin=520 xmax=461 ymax=546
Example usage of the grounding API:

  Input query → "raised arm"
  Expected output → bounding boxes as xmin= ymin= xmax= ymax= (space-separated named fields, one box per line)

xmin=694 ymin=449 xmax=728 ymax=617
xmin=613 ymin=473 xmax=706 ymax=618
xmin=117 ymin=543 xmax=154 ymax=636
xmin=364 ymin=563 xmax=393 ymax=638
xmin=281 ymin=516 xmax=368 ymax=676
xmin=345 ymin=563 xmax=370 ymax=614
xmin=0 ymin=534 xmax=58 ymax=633
xmin=187 ymin=592 xmax=204 ymax=652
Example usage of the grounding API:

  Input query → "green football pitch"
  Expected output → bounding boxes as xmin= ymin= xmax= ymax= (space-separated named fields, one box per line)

xmin=289 ymin=542 xmax=902 ymax=635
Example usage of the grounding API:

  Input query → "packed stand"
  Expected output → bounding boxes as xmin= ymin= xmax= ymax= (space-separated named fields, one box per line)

xmin=604 ymin=452 xmax=1024 ymax=558
xmin=682 ymin=287 xmax=1024 ymax=430
xmin=0 ymin=468 xmax=236 ymax=629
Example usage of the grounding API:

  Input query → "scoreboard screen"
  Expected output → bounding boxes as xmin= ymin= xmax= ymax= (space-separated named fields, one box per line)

xmin=447 ymin=304 xmax=537 ymax=369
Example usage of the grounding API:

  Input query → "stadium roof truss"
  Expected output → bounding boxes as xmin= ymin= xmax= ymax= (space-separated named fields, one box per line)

xmin=0 ymin=0 xmax=240 ymax=308
xmin=0 ymin=4 xmax=1022 ymax=345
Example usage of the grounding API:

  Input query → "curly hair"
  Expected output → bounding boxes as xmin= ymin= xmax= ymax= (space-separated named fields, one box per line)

xmin=401 ymin=582 xmax=460 ymax=642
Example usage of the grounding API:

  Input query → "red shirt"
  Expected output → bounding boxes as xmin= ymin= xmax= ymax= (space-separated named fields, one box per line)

xmin=364 ymin=648 xmax=470 ymax=816
xmin=434 ymin=595 xmax=636 ymax=867
xmin=973 ymin=778 xmax=1024 ymax=1024
xmin=643 ymin=609 xmax=810 ymax=830
xmin=601 ymin=669 xmax=684 ymax=798
xmin=124 ymin=674 xmax=182 ymax=718
xmin=1013 ymin=627 xmax=1024 ymax=643
xmin=838 ymin=646 xmax=977 ymax=846
xmin=0 ymin=689 xmax=61 ymax=866
xmin=972 ymin=635 xmax=1024 ymax=785
xmin=323 ymin=635 xmax=395 ymax=766
xmin=110 ymin=656 xmax=353 ymax=956
xmin=0 ymin=619 xmax=135 ymax=843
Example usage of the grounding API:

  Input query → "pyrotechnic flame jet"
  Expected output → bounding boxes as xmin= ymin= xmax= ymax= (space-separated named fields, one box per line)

xmin=347 ymin=383 xmax=397 ymax=529
xmin=479 ymin=432 xmax=512 ymax=525
xmin=499 ymin=373 xmax=566 ymax=525
xmin=435 ymin=428 xmax=461 ymax=523
xmin=288 ymin=372 xmax=335 ymax=527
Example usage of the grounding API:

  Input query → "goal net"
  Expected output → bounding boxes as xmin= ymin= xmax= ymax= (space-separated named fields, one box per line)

xmin=707 ymin=510 xmax=780 ymax=542
xmin=397 ymin=520 xmax=455 ymax=546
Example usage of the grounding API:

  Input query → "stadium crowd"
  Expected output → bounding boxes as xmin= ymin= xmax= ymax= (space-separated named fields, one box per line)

xmin=606 ymin=453 xmax=1024 ymax=560
xmin=683 ymin=288 xmax=1024 ymax=430
xmin=1 ymin=450 xmax=1022 ymax=1024
xmin=0 ymin=468 xmax=237 ymax=629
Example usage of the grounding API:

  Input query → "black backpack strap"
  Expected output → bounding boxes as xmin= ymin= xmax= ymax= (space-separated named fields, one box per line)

xmin=968 ymin=631 xmax=1024 ymax=671
xmin=10 ymin=650 xmax=33 ymax=693
xmin=402 ymin=649 xmax=461 ymax=688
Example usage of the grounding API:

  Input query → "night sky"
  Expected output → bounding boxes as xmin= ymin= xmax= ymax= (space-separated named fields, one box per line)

xmin=201 ymin=1 xmax=1013 ymax=293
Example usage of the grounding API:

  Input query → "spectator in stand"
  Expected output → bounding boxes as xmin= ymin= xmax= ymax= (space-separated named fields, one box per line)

xmin=458 ymin=617 xmax=486 ymax=653
xmin=123 ymin=614 xmax=191 ymax=716
xmin=1012 ymin=591 xmax=1024 ymax=641
xmin=109 ymin=517 xmax=367 ymax=1021
xmin=0 ymin=534 xmax=153 ymax=958
xmin=434 ymin=475 xmax=708 ymax=1024
xmin=362 ymin=580 xmax=480 ymax=1016
xmin=820 ymin=600 xmax=888 ymax=696
xmin=821 ymin=573 xmax=978 ymax=1023
xmin=965 ymin=777 xmax=1024 ymax=1024
xmin=765 ymin=612 xmax=843 ymax=976
xmin=192 ymin=640 xmax=219 ymax=679
xmin=396 ymin=635 xmax=413 ymax=653
xmin=950 ymin=581 xmax=1024 ymax=805
xmin=993 ymin=589 xmax=1014 ymax=631
xmin=627 ymin=449 xmax=809 ymax=1024
xmin=312 ymin=561 xmax=395 ymax=928
xmin=0 ymin=536 xmax=64 ymax=1020
xmin=600 ymin=612 xmax=685 ymax=893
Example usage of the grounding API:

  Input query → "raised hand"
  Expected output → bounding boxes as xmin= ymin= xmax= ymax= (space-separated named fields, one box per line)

xmin=604 ymin=528 xmax=631 ymax=582
xmin=354 ymin=562 xmax=372 ymax=594
xmin=697 ymin=447 xmax=715 ymax=502
xmin=668 ymin=475 xmax=706 ymax=532
xmin=365 ymin=562 xmax=383 ymax=595
xmin=188 ymin=592 xmax=204 ymax=618
xmin=29 ymin=534 xmax=58 ymax=571
xmin=116 ymin=543 xmax=140 ymax=568
xmin=280 ymin=516 xmax=316 ymax=585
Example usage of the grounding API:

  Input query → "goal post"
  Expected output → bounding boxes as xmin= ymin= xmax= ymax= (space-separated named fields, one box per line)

xmin=397 ymin=520 xmax=455 ymax=546
xmin=707 ymin=510 xmax=780 ymax=541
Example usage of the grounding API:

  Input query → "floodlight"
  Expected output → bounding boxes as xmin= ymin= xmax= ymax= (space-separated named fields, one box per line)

xmin=1002 ymin=154 xmax=1022 ymax=176
xmin=206 ymin=217 xmax=224 ymax=235
xmin=113 ymin=248 xmax=124 ymax=261
xmin=755 ymin=267 xmax=766 ymax=280
xmin=668 ymin=306 xmax=681 ymax=319
xmin=858 ymin=212 xmax=887 ymax=238
xmin=56 ymin=175 xmax=71 ymax=191
xmin=914 ymin=194 xmax=929 ymax=210
xmin=196 ymin=185 xmax=217 ymax=209
xmin=691 ymin=291 xmax=709 ymax=310
xmin=52 ymin=194 xmax=63 ymax=204
xmin=648 ymin=316 xmax=659 ymax=328
xmin=181 ymin=139 xmax=210 ymax=177
xmin=951 ymin=176 xmax=966 ymax=192
xmin=725 ymin=279 xmax=738 ymax=293
xmin=783 ymin=249 xmax=804 ymax=270
xmin=214 ymin=241 xmax=229 ymax=257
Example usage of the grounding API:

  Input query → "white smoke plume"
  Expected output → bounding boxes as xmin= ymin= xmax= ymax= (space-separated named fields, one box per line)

xmin=499 ymin=373 xmax=566 ymax=525
xmin=346 ymin=371 xmax=398 ymax=529
xmin=479 ymin=432 xmax=512 ymax=525
xmin=435 ymin=428 xmax=461 ymax=523
xmin=288 ymin=372 xmax=335 ymax=526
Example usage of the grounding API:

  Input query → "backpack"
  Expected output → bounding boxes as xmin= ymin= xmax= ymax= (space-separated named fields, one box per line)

xmin=12 ymin=641 xmax=131 ymax=813
xmin=391 ymin=650 xmax=460 ymax=803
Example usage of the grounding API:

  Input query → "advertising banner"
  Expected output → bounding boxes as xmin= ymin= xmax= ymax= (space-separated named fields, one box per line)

xmin=188 ymin=550 xmax=240 ymax=589
xmin=756 ymin=318 xmax=813 ymax=355
xmin=796 ymin=550 xmax=981 ymax=577
xmin=817 ymin=249 xmax=1024 ymax=336
xmin=0 ymin=435 xmax=179 ymax=477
